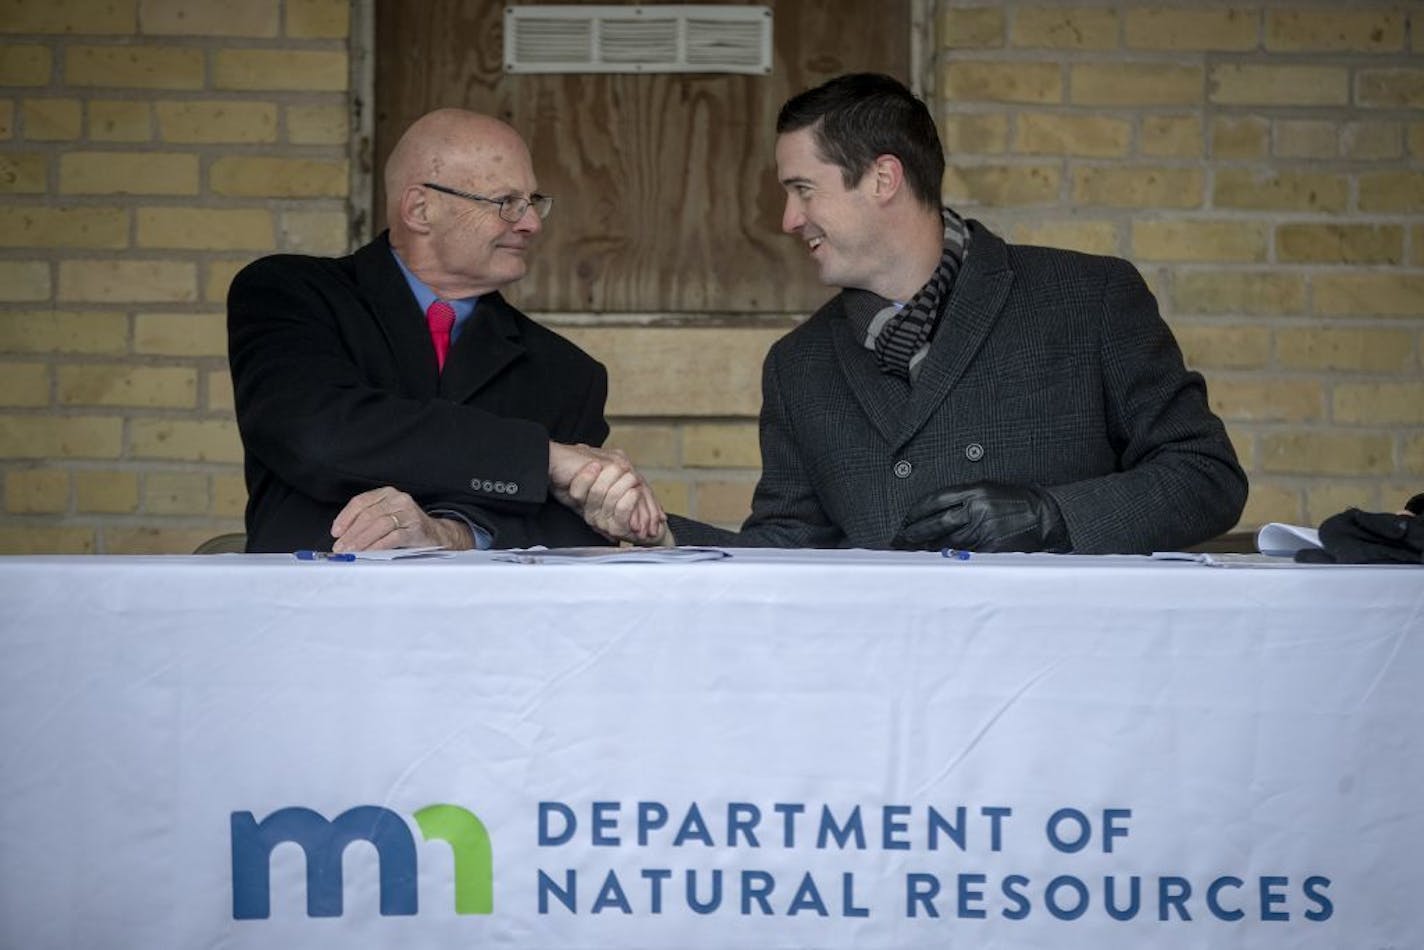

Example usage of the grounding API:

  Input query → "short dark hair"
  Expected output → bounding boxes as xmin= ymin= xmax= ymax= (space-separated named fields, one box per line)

xmin=776 ymin=73 xmax=945 ymax=210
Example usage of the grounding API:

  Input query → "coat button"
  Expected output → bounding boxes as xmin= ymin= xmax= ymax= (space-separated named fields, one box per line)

xmin=893 ymin=459 xmax=913 ymax=478
xmin=507 ymin=481 xmax=518 ymax=494
xmin=965 ymin=442 xmax=984 ymax=462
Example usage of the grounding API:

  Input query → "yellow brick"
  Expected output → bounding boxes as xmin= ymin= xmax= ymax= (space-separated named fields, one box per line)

xmin=5 ymin=468 xmax=69 ymax=514
xmin=60 ymin=151 xmax=198 ymax=195
xmin=1359 ymin=172 xmax=1424 ymax=213
xmin=134 ymin=312 xmax=226 ymax=356
xmin=940 ymin=113 xmax=1009 ymax=154
xmin=562 ymin=327 xmax=779 ymax=417
xmin=1210 ymin=65 xmax=1348 ymax=106
xmin=1305 ymin=485 xmax=1375 ymax=527
xmin=285 ymin=102 xmax=347 ymax=145
xmin=1355 ymin=68 xmax=1424 ymax=110
xmin=1133 ymin=222 xmax=1268 ymax=263
xmin=1209 ymin=379 xmax=1322 ymax=423
xmin=0 ymin=361 xmax=48 ymax=406
xmin=104 ymin=526 xmax=221 ymax=555
xmin=138 ymin=207 xmax=274 ymax=250
xmin=1404 ymin=436 xmax=1424 ymax=476
xmin=23 ymin=97 xmax=81 ymax=140
xmin=1213 ymin=169 xmax=1347 ymax=213
xmin=1018 ymin=113 xmax=1130 ymax=157
xmin=0 ymin=526 xmax=95 ymax=555
xmin=140 ymin=0 xmax=277 ymax=35
xmin=1239 ymin=482 xmax=1302 ymax=529
xmin=0 ymin=310 xmax=128 ymax=354
xmin=1411 ymin=123 xmax=1424 ymax=160
xmin=89 ymin=99 xmax=152 ymax=142
xmin=1011 ymin=7 xmax=1119 ymax=50
xmin=1333 ymin=383 xmax=1424 ymax=425
xmin=0 ymin=0 xmax=135 ymax=32
xmin=943 ymin=164 xmax=1059 ymax=207
xmin=1266 ymin=10 xmax=1405 ymax=52
xmin=0 ymin=261 xmax=50 ymax=301
xmin=1073 ymin=166 xmax=1203 ymax=209
xmin=1224 ymin=425 xmax=1253 ymax=471
xmin=143 ymin=470 xmax=209 ymax=514
xmin=0 ymin=415 xmax=123 ymax=458
xmin=206 ymin=368 xmax=234 ymax=410
xmin=1174 ymin=325 xmax=1271 ymax=370
xmin=1277 ymin=327 xmax=1416 ymax=374
xmin=1273 ymin=119 xmax=1337 ymax=159
xmin=0 ymin=45 xmax=52 ymax=85
xmin=1314 ymin=274 xmax=1424 ymax=317
xmin=943 ymin=61 xmax=1062 ymax=104
xmin=57 ymin=365 xmax=197 ymax=408
xmin=683 ymin=423 xmax=761 ymax=468
xmin=280 ymin=209 xmax=347 ymax=254
xmin=605 ymin=423 xmax=680 ymax=468
xmin=58 ymin=260 xmax=196 ymax=303
xmin=1071 ymin=63 xmax=1202 ymax=106
xmin=212 ymin=471 xmax=246 ymax=517
xmin=647 ymin=478 xmax=689 ymax=520
xmin=1124 ymin=8 xmax=1258 ymax=51
xmin=1172 ymin=271 xmax=1304 ymax=315
xmin=1276 ymin=224 xmax=1403 ymax=265
xmin=939 ymin=6 xmax=1004 ymax=48
xmin=0 ymin=207 xmax=128 ymax=248
xmin=1342 ymin=121 xmax=1403 ymax=161
xmin=0 ymin=152 xmax=47 ymax=194
xmin=213 ymin=49 xmax=348 ymax=92
xmin=204 ymin=258 xmax=248 ymax=302
xmin=1142 ymin=115 xmax=1202 ymax=157
xmin=1416 ymin=225 xmax=1424 ymax=268
xmin=285 ymin=0 xmax=348 ymax=38
xmin=75 ymin=469 xmax=139 ymax=513
xmin=692 ymin=478 xmax=756 ymax=527
xmin=210 ymin=156 xmax=347 ymax=197
xmin=1261 ymin=432 xmax=1393 ymax=476
xmin=67 ymin=44 xmax=204 ymax=89
xmin=0 ymin=99 xmax=12 ymax=138
xmin=1010 ymin=219 xmax=1119 ymax=256
xmin=155 ymin=100 xmax=277 ymax=143
xmin=1212 ymin=116 xmax=1268 ymax=159
xmin=130 ymin=418 xmax=241 ymax=462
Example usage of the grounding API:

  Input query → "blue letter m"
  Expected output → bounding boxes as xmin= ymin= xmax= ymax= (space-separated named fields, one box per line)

xmin=231 ymin=806 xmax=417 ymax=919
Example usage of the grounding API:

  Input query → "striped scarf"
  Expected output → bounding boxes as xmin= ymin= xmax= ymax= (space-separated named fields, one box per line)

xmin=864 ymin=207 xmax=969 ymax=383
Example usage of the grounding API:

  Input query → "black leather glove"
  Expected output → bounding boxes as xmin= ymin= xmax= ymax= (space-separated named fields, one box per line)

xmin=892 ymin=482 xmax=1070 ymax=553
xmin=1295 ymin=506 xmax=1424 ymax=565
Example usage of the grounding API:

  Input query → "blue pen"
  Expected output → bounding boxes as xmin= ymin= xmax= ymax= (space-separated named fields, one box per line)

xmin=295 ymin=550 xmax=356 ymax=561
xmin=941 ymin=548 xmax=971 ymax=560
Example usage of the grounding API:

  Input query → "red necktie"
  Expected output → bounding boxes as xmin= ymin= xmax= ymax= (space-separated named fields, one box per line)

xmin=426 ymin=300 xmax=456 ymax=371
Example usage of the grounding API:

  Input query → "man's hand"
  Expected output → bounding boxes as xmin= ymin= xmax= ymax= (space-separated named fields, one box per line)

xmin=893 ymin=482 xmax=1069 ymax=553
xmin=549 ymin=441 xmax=667 ymax=544
xmin=331 ymin=486 xmax=474 ymax=553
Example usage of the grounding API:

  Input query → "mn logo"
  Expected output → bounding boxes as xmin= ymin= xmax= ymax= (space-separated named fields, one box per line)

xmin=230 ymin=804 xmax=492 ymax=919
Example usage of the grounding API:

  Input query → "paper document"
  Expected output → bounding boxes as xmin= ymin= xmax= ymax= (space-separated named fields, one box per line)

xmin=351 ymin=545 xmax=453 ymax=560
xmin=492 ymin=546 xmax=730 ymax=564
xmin=1255 ymin=523 xmax=1321 ymax=557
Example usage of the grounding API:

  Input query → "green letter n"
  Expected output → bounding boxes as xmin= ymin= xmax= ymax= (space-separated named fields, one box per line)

xmin=414 ymin=804 xmax=493 ymax=914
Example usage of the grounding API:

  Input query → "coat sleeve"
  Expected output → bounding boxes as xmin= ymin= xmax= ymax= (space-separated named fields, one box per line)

xmin=1043 ymin=258 xmax=1248 ymax=553
xmin=228 ymin=256 xmax=553 ymax=510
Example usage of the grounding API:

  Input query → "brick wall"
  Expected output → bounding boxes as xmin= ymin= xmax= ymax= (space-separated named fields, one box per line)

xmin=937 ymin=0 xmax=1424 ymax=528
xmin=0 ymin=0 xmax=350 ymax=553
xmin=2 ymin=1 xmax=1420 ymax=553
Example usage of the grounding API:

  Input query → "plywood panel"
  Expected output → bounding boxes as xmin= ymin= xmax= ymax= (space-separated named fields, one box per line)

xmin=375 ymin=0 xmax=909 ymax=313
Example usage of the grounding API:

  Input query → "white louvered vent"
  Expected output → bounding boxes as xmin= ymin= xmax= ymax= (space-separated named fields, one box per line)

xmin=505 ymin=5 xmax=772 ymax=75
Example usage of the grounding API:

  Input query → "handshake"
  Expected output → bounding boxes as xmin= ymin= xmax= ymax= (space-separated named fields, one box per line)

xmin=549 ymin=441 xmax=671 ymax=546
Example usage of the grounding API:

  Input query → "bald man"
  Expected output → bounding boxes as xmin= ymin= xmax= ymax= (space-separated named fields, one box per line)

xmin=229 ymin=109 xmax=662 ymax=553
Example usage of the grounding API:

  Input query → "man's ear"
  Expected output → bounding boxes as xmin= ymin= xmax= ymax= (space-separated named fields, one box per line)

xmin=869 ymin=154 xmax=905 ymax=202
xmin=398 ymin=184 xmax=433 ymax=234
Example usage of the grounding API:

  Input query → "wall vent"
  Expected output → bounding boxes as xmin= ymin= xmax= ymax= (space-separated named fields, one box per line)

xmin=504 ymin=5 xmax=772 ymax=75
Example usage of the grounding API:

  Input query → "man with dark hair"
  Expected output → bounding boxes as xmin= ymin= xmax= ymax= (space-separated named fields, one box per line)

xmin=584 ymin=73 xmax=1246 ymax=553
xmin=230 ymin=109 xmax=662 ymax=553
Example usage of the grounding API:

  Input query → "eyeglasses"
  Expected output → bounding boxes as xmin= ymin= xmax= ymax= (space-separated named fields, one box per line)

xmin=422 ymin=182 xmax=553 ymax=222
